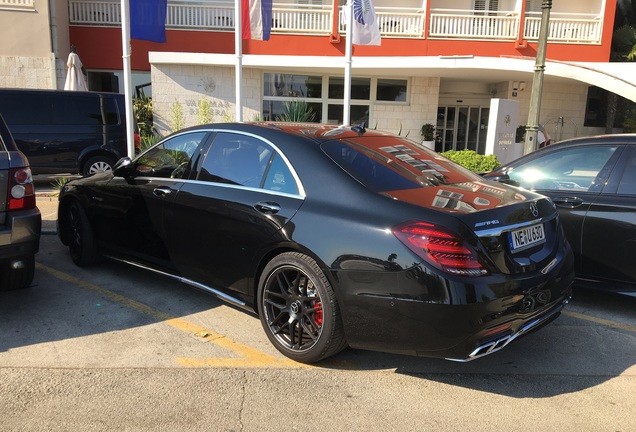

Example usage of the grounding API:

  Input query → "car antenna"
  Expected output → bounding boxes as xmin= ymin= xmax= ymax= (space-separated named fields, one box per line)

xmin=351 ymin=121 xmax=367 ymax=137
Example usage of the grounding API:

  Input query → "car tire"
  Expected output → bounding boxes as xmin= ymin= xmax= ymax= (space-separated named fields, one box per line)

xmin=0 ymin=255 xmax=35 ymax=291
xmin=83 ymin=155 xmax=115 ymax=176
xmin=258 ymin=252 xmax=347 ymax=363
xmin=67 ymin=201 xmax=100 ymax=266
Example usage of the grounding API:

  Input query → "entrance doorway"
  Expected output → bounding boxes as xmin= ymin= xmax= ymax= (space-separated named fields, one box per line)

xmin=436 ymin=106 xmax=490 ymax=154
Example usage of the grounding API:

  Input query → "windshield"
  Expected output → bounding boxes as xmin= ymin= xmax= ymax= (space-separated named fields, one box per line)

xmin=322 ymin=136 xmax=481 ymax=193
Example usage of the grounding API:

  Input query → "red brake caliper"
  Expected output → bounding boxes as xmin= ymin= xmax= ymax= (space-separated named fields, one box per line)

xmin=313 ymin=300 xmax=323 ymax=326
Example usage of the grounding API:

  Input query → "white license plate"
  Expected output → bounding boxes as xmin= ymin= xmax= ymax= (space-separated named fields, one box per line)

xmin=509 ymin=224 xmax=545 ymax=252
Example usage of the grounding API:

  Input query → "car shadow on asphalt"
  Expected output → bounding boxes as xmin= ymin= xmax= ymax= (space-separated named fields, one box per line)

xmin=319 ymin=288 xmax=636 ymax=398
xmin=2 ymin=235 xmax=634 ymax=399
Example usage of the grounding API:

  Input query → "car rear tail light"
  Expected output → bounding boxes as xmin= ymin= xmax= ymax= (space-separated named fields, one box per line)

xmin=8 ymin=167 xmax=36 ymax=211
xmin=393 ymin=221 xmax=488 ymax=277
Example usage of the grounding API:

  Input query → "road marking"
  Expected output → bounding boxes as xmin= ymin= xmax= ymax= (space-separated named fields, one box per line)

xmin=36 ymin=263 xmax=305 ymax=369
xmin=563 ymin=310 xmax=636 ymax=333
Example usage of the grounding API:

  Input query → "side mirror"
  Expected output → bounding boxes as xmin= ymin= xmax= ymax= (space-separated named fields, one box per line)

xmin=113 ymin=157 xmax=134 ymax=177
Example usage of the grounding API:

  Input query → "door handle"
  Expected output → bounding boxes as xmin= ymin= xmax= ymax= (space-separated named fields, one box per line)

xmin=255 ymin=202 xmax=281 ymax=214
xmin=552 ymin=196 xmax=583 ymax=208
xmin=153 ymin=186 xmax=172 ymax=197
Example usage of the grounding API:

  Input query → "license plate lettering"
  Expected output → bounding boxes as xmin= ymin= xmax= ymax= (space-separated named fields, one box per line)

xmin=509 ymin=224 xmax=545 ymax=252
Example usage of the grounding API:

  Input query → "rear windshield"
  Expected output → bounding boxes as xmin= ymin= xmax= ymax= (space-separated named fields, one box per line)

xmin=322 ymin=136 xmax=481 ymax=192
xmin=0 ymin=93 xmax=119 ymax=126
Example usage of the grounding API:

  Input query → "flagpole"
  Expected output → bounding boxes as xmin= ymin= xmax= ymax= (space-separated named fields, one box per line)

xmin=120 ymin=0 xmax=135 ymax=158
xmin=235 ymin=0 xmax=243 ymax=122
xmin=343 ymin=1 xmax=353 ymax=126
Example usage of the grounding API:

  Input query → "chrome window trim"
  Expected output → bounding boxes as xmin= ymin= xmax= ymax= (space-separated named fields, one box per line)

xmin=136 ymin=127 xmax=306 ymax=197
xmin=134 ymin=176 xmax=305 ymax=200
xmin=191 ymin=128 xmax=306 ymax=198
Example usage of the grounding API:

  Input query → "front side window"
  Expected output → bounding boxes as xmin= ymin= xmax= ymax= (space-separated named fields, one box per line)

xmin=507 ymin=145 xmax=618 ymax=192
xmin=135 ymin=131 xmax=207 ymax=179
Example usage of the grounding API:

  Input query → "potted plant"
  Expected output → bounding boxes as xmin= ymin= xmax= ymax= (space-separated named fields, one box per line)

xmin=420 ymin=123 xmax=435 ymax=150
xmin=516 ymin=125 xmax=526 ymax=144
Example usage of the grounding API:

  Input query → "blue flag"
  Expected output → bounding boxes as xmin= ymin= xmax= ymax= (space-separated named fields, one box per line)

xmin=130 ymin=0 xmax=168 ymax=43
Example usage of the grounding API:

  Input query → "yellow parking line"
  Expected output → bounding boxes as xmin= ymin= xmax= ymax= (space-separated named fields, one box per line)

xmin=36 ymin=263 xmax=304 ymax=369
xmin=563 ymin=310 xmax=636 ymax=333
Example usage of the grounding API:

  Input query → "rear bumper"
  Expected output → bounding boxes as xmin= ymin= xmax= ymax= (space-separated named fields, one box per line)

xmin=445 ymin=298 xmax=568 ymax=362
xmin=0 ymin=208 xmax=41 ymax=260
xmin=334 ymin=245 xmax=575 ymax=360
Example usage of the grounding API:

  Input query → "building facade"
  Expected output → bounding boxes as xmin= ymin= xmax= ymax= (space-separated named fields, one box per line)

xmin=2 ymin=0 xmax=632 ymax=154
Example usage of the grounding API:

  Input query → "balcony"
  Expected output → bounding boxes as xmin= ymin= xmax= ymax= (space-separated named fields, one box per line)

xmin=68 ymin=1 xmax=603 ymax=44
xmin=0 ymin=0 xmax=34 ymax=9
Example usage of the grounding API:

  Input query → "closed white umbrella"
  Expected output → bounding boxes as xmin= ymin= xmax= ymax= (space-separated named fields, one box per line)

xmin=64 ymin=52 xmax=88 ymax=91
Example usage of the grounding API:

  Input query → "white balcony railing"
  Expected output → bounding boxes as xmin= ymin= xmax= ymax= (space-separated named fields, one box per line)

xmin=524 ymin=12 xmax=602 ymax=43
xmin=429 ymin=9 xmax=518 ymax=39
xmin=67 ymin=1 xmax=602 ymax=44
xmin=0 ymin=0 xmax=35 ymax=9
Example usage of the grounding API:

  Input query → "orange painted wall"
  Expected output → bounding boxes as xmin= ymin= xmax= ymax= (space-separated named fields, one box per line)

xmin=69 ymin=0 xmax=615 ymax=73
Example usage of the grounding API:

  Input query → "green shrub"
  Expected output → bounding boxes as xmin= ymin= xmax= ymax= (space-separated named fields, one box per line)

xmin=139 ymin=134 xmax=161 ymax=152
xmin=441 ymin=149 xmax=501 ymax=172
xmin=170 ymin=99 xmax=185 ymax=132
xmin=133 ymin=91 xmax=155 ymax=137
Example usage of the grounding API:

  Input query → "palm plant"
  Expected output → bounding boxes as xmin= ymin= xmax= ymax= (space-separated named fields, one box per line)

xmin=276 ymin=100 xmax=316 ymax=122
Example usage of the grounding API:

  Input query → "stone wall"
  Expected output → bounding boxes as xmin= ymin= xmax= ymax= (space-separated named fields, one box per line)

xmin=150 ymin=64 xmax=441 ymax=142
xmin=0 ymin=56 xmax=56 ymax=89
xmin=151 ymin=64 xmax=261 ymax=137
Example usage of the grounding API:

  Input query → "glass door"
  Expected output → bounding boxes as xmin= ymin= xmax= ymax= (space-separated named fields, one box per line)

xmin=437 ymin=106 xmax=489 ymax=153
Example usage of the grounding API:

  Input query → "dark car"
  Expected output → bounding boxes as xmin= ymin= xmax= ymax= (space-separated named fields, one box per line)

xmin=0 ymin=89 xmax=137 ymax=176
xmin=0 ymin=113 xmax=41 ymax=291
xmin=57 ymin=123 xmax=574 ymax=363
xmin=484 ymin=134 xmax=636 ymax=294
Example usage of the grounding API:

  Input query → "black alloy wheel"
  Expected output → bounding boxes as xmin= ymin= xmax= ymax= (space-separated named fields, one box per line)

xmin=258 ymin=252 xmax=347 ymax=363
xmin=67 ymin=201 xmax=100 ymax=266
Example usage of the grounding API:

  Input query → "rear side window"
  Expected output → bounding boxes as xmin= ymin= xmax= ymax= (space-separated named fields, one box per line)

xmin=198 ymin=132 xmax=273 ymax=188
xmin=616 ymin=148 xmax=636 ymax=195
xmin=0 ymin=92 xmax=118 ymax=126
xmin=322 ymin=137 xmax=480 ymax=192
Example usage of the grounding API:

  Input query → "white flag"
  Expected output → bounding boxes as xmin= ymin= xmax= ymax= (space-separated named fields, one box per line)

xmin=345 ymin=0 xmax=381 ymax=46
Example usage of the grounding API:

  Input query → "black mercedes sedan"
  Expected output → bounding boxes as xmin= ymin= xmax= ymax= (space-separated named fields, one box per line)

xmin=484 ymin=134 xmax=636 ymax=296
xmin=57 ymin=123 xmax=574 ymax=363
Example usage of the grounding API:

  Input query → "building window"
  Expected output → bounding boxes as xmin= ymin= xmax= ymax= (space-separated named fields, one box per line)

xmin=263 ymin=73 xmax=322 ymax=98
xmin=376 ymin=79 xmax=407 ymax=102
xmin=328 ymin=77 xmax=370 ymax=100
xmin=584 ymin=86 xmax=635 ymax=129
xmin=262 ymin=73 xmax=408 ymax=125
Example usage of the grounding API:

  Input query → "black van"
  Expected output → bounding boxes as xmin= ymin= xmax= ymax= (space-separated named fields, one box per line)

xmin=0 ymin=89 xmax=135 ymax=176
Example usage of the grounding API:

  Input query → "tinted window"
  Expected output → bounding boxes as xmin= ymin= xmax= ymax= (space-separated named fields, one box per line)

xmin=198 ymin=132 xmax=274 ymax=188
xmin=322 ymin=137 xmax=480 ymax=193
xmin=135 ymin=132 xmax=207 ymax=179
xmin=263 ymin=153 xmax=298 ymax=194
xmin=507 ymin=145 xmax=618 ymax=192
xmin=0 ymin=93 xmax=119 ymax=126
xmin=617 ymin=148 xmax=636 ymax=195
